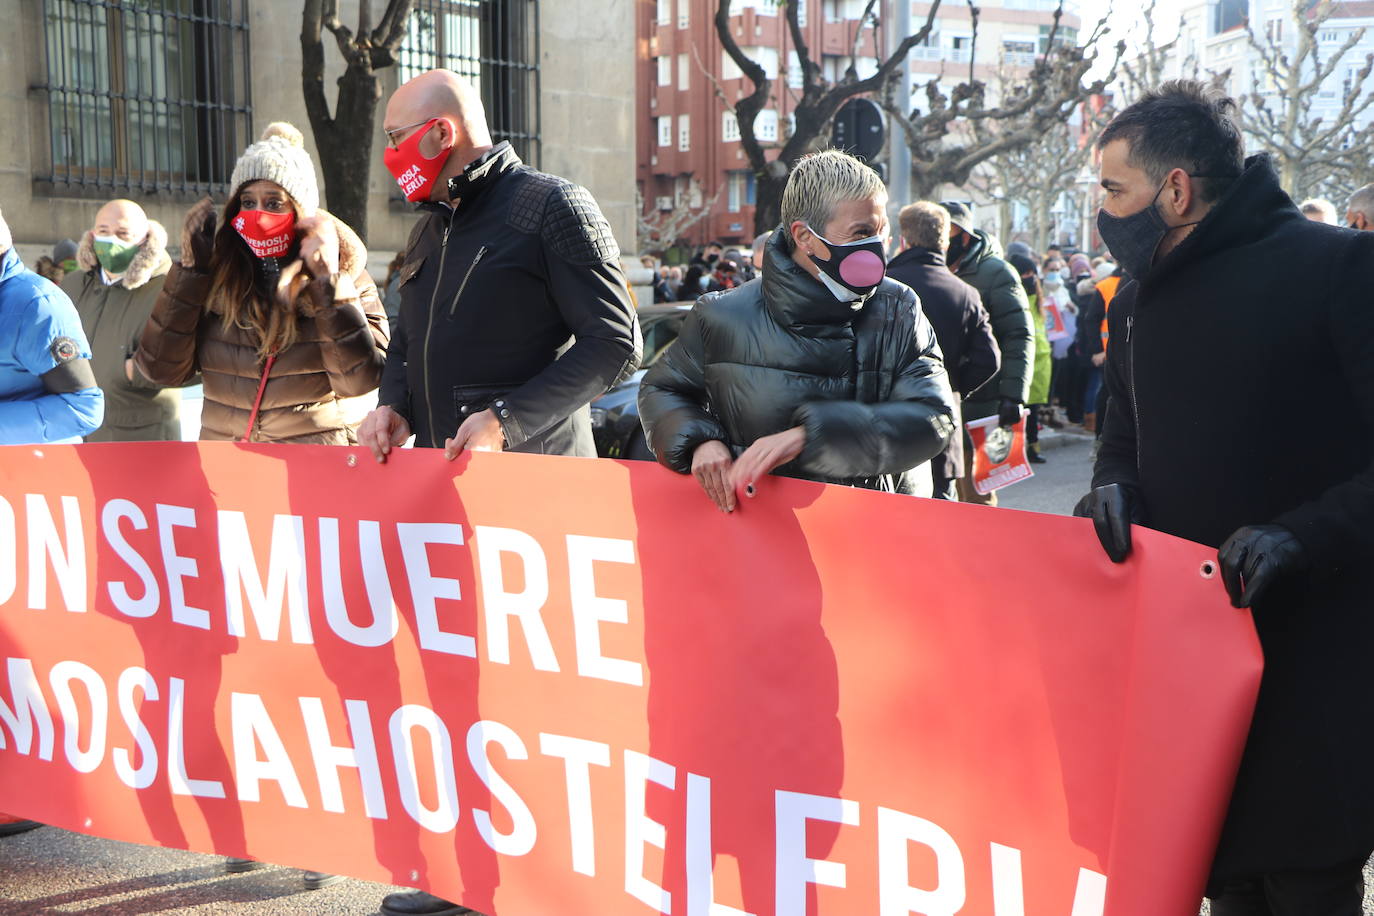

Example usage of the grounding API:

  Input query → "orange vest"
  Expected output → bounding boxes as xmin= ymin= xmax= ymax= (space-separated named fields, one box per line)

xmin=1097 ymin=275 xmax=1121 ymax=349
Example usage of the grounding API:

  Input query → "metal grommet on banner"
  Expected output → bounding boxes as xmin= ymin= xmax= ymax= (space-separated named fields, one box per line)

xmin=1200 ymin=561 xmax=1217 ymax=579
xmin=346 ymin=454 xmax=358 ymax=468
xmin=32 ymin=449 xmax=43 ymax=458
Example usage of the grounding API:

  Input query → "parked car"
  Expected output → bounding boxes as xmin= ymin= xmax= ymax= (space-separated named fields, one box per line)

xmin=591 ymin=302 xmax=692 ymax=460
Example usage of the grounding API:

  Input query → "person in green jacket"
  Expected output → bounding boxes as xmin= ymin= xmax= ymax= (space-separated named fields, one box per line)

xmin=1008 ymin=252 xmax=1054 ymax=463
xmin=63 ymin=199 xmax=181 ymax=441
xmin=940 ymin=201 xmax=1034 ymax=502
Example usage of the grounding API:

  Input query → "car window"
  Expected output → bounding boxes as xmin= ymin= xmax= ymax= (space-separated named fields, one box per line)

xmin=642 ymin=314 xmax=687 ymax=366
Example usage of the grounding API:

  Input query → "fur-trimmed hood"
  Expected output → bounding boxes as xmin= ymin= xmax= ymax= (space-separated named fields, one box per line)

xmin=77 ymin=221 xmax=172 ymax=289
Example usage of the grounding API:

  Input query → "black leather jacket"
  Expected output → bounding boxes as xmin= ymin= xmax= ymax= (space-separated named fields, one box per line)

xmin=380 ymin=143 xmax=641 ymax=454
xmin=638 ymin=228 xmax=955 ymax=492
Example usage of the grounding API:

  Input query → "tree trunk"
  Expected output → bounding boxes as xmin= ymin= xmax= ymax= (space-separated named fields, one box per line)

xmin=753 ymin=171 xmax=789 ymax=236
xmin=313 ymin=66 xmax=383 ymax=242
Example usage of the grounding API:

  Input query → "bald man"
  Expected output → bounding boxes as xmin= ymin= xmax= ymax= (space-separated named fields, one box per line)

xmin=1346 ymin=183 xmax=1374 ymax=230
xmin=62 ymin=198 xmax=180 ymax=440
xmin=360 ymin=69 xmax=640 ymax=469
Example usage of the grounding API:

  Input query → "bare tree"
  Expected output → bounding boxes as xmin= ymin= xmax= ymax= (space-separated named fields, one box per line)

xmin=884 ymin=9 xmax=1124 ymax=200
xmin=1226 ymin=0 xmax=1374 ymax=200
xmin=636 ymin=181 xmax=725 ymax=255
xmin=970 ymin=96 xmax=1110 ymax=251
xmin=1118 ymin=0 xmax=1188 ymax=104
xmin=715 ymin=0 xmax=947 ymax=234
xmin=301 ymin=0 xmax=416 ymax=242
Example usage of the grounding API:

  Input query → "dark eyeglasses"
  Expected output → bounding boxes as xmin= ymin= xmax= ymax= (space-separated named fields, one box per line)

xmin=383 ymin=118 xmax=436 ymax=150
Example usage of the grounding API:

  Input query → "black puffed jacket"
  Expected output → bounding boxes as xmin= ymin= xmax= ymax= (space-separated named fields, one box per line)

xmin=380 ymin=143 xmax=641 ymax=454
xmin=638 ymin=228 xmax=955 ymax=492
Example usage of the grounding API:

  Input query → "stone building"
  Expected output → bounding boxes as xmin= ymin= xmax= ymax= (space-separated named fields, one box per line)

xmin=0 ymin=0 xmax=636 ymax=274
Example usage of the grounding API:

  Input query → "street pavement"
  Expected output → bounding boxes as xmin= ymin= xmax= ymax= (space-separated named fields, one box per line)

xmin=994 ymin=425 xmax=1095 ymax=516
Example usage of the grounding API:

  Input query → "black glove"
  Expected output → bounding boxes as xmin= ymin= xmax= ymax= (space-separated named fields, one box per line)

xmin=997 ymin=397 xmax=1023 ymax=428
xmin=1072 ymin=483 xmax=1144 ymax=563
xmin=180 ymin=196 xmax=217 ymax=272
xmin=1217 ymin=525 xmax=1307 ymax=609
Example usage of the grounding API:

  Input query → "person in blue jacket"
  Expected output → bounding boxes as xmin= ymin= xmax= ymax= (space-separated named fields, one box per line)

xmin=0 ymin=207 xmax=103 ymax=445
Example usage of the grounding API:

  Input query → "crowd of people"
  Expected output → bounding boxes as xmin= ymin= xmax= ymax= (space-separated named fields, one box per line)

xmin=2 ymin=73 xmax=1373 ymax=915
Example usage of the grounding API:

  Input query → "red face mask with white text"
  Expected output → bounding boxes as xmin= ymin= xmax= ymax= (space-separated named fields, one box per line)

xmin=233 ymin=209 xmax=296 ymax=259
xmin=383 ymin=119 xmax=453 ymax=202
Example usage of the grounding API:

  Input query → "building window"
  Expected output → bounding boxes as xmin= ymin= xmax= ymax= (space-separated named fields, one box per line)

xmin=722 ymin=109 xmax=741 ymax=142
xmin=401 ymin=0 xmax=541 ymax=166
xmin=657 ymin=0 xmax=670 ymax=26
xmin=745 ymin=170 xmax=756 ymax=205
xmin=678 ymin=113 xmax=690 ymax=151
xmin=36 ymin=0 xmax=252 ymax=196
xmin=728 ymin=171 xmax=745 ymax=212
xmin=1265 ymin=17 xmax=1283 ymax=42
xmin=798 ymin=0 xmax=808 ymax=25
xmin=755 ymin=108 xmax=779 ymax=142
xmin=678 ymin=52 xmax=690 ymax=90
xmin=678 ymin=0 xmax=689 ymax=29
xmin=788 ymin=51 xmax=804 ymax=88
xmin=657 ymin=115 xmax=672 ymax=147
xmin=657 ymin=56 xmax=671 ymax=87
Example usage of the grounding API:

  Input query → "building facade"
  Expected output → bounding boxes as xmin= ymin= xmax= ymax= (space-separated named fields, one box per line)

xmin=634 ymin=0 xmax=1078 ymax=256
xmin=2 ymin=0 xmax=637 ymax=272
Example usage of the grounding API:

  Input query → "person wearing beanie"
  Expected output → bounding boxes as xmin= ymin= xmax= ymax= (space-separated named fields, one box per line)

xmin=136 ymin=121 xmax=388 ymax=448
xmin=62 ymin=199 xmax=181 ymax=441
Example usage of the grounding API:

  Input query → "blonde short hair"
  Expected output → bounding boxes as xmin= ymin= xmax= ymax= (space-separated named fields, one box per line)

xmin=780 ymin=150 xmax=887 ymax=236
xmin=899 ymin=202 xmax=950 ymax=252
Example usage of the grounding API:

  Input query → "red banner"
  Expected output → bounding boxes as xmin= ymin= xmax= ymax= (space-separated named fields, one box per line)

xmin=0 ymin=442 xmax=1260 ymax=915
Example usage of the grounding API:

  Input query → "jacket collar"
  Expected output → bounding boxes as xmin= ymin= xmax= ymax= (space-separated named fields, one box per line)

xmin=75 ymin=221 xmax=171 ymax=290
xmin=952 ymin=228 xmax=994 ymax=276
xmin=0 ymin=247 xmax=21 ymax=283
xmin=889 ymin=246 xmax=946 ymax=270
xmin=1141 ymin=153 xmax=1300 ymax=293
xmin=416 ymin=141 xmax=522 ymax=219
xmin=761 ymin=226 xmax=866 ymax=328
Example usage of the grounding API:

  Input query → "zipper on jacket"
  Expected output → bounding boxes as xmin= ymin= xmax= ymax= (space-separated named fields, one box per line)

xmin=449 ymin=246 xmax=488 ymax=317
xmin=421 ymin=219 xmax=455 ymax=447
xmin=1127 ymin=314 xmax=1143 ymax=472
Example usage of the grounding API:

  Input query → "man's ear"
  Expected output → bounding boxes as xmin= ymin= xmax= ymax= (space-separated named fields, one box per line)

xmin=789 ymin=220 xmax=812 ymax=250
xmin=431 ymin=117 xmax=461 ymax=152
xmin=1164 ymin=167 xmax=1196 ymax=218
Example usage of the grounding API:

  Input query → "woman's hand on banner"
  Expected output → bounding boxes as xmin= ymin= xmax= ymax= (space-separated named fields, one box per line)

xmin=729 ymin=427 xmax=806 ymax=504
xmin=691 ymin=440 xmax=736 ymax=513
xmin=1073 ymin=482 xmax=1143 ymax=564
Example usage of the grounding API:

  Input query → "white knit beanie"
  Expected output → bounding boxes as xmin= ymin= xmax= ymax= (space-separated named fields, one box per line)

xmin=228 ymin=122 xmax=319 ymax=216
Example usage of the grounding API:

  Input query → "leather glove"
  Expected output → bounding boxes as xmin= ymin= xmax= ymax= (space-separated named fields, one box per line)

xmin=1072 ymin=483 xmax=1144 ymax=563
xmin=997 ymin=397 xmax=1023 ymax=428
xmin=180 ymin=196 xmax=217 ymax=272
xmin=1217 ymin=525 xmax=1307 ymax=609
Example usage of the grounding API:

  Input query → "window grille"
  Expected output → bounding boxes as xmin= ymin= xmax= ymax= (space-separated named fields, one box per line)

xmin=400 ymin=0 xmax=541 ymax=167
xmin=35 ymin=0 xmax=253 ymax=197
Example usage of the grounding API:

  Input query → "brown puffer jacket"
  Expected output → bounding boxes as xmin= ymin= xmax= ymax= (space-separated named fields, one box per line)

xmin=136 ymin=211 xmax=389 ymax=444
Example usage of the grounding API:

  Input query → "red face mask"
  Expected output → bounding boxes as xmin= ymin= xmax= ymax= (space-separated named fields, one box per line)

xmin=233 ymin=209 xmax=296 ymax=259
xmin=383 ymin=119 xmax=452 ymax=202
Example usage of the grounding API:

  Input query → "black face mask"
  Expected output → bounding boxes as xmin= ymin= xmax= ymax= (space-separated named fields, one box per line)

xmin=946 ymin=233 xmax=971 ymax=266
xmin=1096 ymin=179 xmax=1204 ymax=280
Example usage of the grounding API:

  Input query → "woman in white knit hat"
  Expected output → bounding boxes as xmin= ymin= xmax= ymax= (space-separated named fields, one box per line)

xmin=137 ymin=122 xmax=388 ymax=445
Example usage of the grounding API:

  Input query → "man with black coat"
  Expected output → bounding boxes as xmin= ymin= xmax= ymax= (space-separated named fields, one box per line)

xmin=939 ymin=200 xmax=1033 ymax=505
xmin=1076 ymin=80 xmax=1374 ymax=915
xmin=887 ymin=201 xmax=1000 ymax=500
xmin=359 ymin=69 xmax=641 ymax=467
xmin=360 ymin=68 xmax=641 ymax=916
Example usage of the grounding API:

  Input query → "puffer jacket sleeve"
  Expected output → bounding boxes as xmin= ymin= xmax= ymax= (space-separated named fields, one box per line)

xmin=135 ymin=263 xmax=206 ymax=387
xmin=638 ymin=304 xmax=730 ymax=473
xmin=788 ymin=292 xmax=956 ymax=479
xmin=305 ymin=268 xmax=390 ymax=398
xmin=977 ymin=260 xmax=1034 ymax=404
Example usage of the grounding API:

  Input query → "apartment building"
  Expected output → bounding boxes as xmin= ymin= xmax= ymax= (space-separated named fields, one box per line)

xmin=635 ymin=0 xmax=1079 ymax=254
